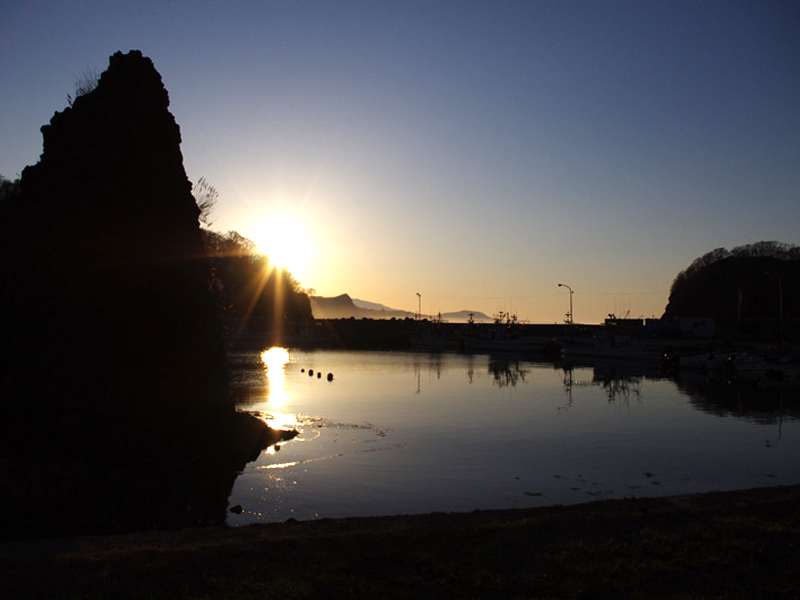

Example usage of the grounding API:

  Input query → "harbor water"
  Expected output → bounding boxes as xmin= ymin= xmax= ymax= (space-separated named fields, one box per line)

xmin=227 ymin=348 xmax=800 ymax=525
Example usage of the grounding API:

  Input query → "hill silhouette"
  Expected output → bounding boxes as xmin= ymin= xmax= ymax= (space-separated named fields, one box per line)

xmin=310 ymin=294 xmax=493 ymax=322
xmin=311 ymin=294 xmax=413 ymax=319
xmin=663 ymin=241 xmax=800 ymax=336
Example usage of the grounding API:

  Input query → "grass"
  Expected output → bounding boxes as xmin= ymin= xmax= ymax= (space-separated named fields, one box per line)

xmin=1 ymin=485 xmax=799 ymax=599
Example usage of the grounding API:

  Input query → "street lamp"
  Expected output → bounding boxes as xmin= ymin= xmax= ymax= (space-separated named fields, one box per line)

xmin=416 ymin=292 xmax=421 ymax=321
xmin=558 ymin=283 xmax=574 ymax=325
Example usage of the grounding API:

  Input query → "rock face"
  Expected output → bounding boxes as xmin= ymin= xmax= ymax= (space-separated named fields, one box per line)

xmin=0 ymin=50 xmax=227 ymax=422
xmin=0 ymin=51 xmax=296 ymax=538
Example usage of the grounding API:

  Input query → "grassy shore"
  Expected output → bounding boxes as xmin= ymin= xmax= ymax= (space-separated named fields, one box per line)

xmin=2 ymin=485 xmax=799 ymax=599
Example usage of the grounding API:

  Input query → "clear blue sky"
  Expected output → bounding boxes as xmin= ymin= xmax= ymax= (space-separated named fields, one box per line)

xmin=2 ymin=1 xmax=798 ymax=322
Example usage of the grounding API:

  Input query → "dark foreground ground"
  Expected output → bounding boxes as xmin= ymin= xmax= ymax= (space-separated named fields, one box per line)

xmin=2 ymin=485 xmax=799 ymax=599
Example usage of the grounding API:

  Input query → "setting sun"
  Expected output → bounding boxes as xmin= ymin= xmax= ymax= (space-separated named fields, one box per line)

xmin=251 ymin=215 xmax=312 ymax=279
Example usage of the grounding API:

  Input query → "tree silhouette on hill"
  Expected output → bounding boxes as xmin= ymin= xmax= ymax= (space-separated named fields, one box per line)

xmin=663 ymin=241 xmax=800 ymax=336
xmin=201 ymin=229 xmax=313 ymax=342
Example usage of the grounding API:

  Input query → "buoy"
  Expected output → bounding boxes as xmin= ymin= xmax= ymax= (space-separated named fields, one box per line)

xmin=309 ymin=369 xmax=314 ymax=376
xmin=327 ymin=373 xmax=334 ymax=381
xmin=317 ymin=372 xmax=322 ymax=378
xmin=301 ymin=368 xmax=305 ymax=373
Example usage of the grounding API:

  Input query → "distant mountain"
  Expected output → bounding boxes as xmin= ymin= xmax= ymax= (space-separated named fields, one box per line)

xmin=352 ymin=298 xmax=398 ymax=312
xmin=310 ymin=294 xmax=413 ymax=320
xmin=310 ymin=294 xmax=492 ymax=322
xmin=443 ymin=310 xmax=494 ymax=323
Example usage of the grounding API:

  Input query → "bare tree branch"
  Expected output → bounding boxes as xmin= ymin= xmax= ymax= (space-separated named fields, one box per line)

xmin=192 ymin=177 xmax=219 ymax=226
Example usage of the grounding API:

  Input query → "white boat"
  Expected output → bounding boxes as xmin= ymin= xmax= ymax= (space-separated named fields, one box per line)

xmin=678 ymin=353 xmax=725 ymax=370
xmin=762 ymin=357 xmax=800 ymax=384
xmin=728 ymin=352 xmax=764 ymax=375
xmin=679 ymin=351 xmax=763 ymax=376
xmin=554 ymin=335 xmax=662 ymax=361
xmin=460 ymin=336 xmax=545 ymax=353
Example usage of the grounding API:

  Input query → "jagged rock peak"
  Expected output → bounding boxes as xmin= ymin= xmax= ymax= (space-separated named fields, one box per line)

xmin=26 ymin=49 xmax=197 ymax=231
xmin=4 ymin=50 xmax=227 ymax=415
xmin=97 ymin=50 xmax=170 ymax=109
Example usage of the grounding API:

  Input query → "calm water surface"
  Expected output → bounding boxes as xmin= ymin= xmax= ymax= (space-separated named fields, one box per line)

xmin=227 ymin=348 xmax=800 ymax=525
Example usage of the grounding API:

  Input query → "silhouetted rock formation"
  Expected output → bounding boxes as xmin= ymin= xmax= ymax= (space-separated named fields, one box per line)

xmin=0 ymin=50 xmax=227 ymax=423
xmin=0 ymin=51 xmax=290 ymax=538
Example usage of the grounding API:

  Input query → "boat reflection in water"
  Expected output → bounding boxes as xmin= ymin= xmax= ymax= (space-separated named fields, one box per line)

xmin=558 ymin=359 xmax=645 ymax=405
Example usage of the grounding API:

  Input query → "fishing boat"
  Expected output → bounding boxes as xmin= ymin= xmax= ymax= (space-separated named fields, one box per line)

xmin=459 ymin=312 xmax=546 ymax=353
xmin=553 ymin=336 xmax=663 ymax=361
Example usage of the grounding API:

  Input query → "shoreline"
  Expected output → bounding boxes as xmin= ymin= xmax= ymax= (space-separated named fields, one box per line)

xmin=3 ymin=483 xmax=799 ymax=598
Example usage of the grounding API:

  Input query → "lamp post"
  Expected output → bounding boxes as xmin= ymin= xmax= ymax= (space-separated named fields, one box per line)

xmin=558 ymin=283 xmax=574 ymax=325
xmin=416 ymin=292 xmax=421 ymax=321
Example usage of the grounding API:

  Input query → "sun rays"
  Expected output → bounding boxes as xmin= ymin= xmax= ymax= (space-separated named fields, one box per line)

xmin=250 ymin=214 xmax=312 ymax=280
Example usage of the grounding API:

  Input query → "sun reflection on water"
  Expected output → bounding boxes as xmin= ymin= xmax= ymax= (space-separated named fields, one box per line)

xmin=261 ymin=347 xmax=290 ymax=407
xmin=255 ymin=347 xmax=302 ymax=451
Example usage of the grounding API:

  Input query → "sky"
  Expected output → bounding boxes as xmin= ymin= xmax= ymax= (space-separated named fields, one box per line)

xmin=2 ymin=1 xmax=798 ymax=323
